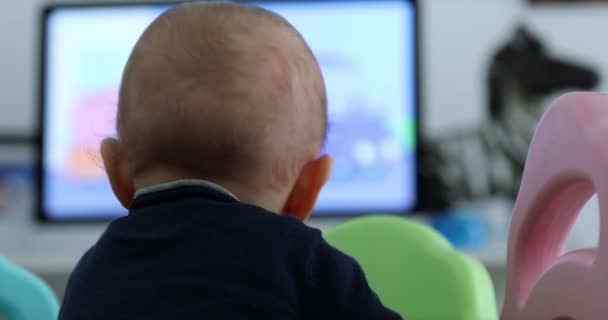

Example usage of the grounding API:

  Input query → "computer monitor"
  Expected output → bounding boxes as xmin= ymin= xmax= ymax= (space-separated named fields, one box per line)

xmin=37 ymin=0 xmax=419 ymax=221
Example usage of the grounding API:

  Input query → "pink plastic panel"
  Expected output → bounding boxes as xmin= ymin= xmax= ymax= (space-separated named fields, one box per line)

xmin=502 ymin=92 xmax=608 ymax=320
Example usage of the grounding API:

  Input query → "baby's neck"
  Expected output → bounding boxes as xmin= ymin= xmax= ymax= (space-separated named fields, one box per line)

xmin=134 ymin=170 xmax=286 ymax=213
xmin=135 ymin=179 xmax=239 ymax=200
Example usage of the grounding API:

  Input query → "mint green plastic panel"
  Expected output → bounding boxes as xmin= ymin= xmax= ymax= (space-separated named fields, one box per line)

xmin=0 ymin=257 xmax=58 ymax=320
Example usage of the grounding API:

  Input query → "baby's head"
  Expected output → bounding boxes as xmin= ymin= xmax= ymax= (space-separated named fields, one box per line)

xmin=100 ymin=2 xmax=331 ymax=220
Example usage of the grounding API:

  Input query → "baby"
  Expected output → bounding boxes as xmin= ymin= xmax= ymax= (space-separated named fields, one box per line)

xmin=59 ymin=2 xmax=401 ymax=320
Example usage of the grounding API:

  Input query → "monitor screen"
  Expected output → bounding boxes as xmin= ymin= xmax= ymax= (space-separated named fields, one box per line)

xmin=38 ymin=0 xmax=418 ymax=221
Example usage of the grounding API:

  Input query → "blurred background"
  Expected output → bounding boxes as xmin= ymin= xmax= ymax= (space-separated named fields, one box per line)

xmin=1 ymin=0 xmax=607 ymax=311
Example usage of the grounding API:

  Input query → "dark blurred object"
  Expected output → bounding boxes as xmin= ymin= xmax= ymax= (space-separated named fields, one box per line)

xmin=488 ymin=27 xmax=598 ymax=121
xmin=417 ymin=26 xmax=599 ymax=211
xmin=0 ymin=143 xmax=34 ymax=214
xmin=0 ymin=179 xmax=12 ymax=210
xmin=0 ymin=165 xmax=32 ymax=212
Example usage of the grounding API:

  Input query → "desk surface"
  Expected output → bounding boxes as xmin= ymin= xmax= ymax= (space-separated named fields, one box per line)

xmin=0 ymin=208 xmax=510 ymax=274
xmin=0 ymin=184 xmax=558 ymax=274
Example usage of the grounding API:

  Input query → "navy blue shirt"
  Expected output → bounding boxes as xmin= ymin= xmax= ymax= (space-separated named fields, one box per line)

xmin=59 ymin=185 xmax=402 ymax=319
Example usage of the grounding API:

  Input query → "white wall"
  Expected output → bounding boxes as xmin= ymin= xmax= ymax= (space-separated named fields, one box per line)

xmin=0 ymin=0 xmax=38 ymax=135
xmin=422 ymin=0 xmax=521 ymax=136
xmin=1 ymin=0 xmax=607 ymax=309
xmin=423 ymin=0 xmax=608 ymax=136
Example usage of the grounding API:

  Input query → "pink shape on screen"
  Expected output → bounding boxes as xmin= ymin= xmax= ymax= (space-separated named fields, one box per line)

xmin=66 ymin=88 xmax=118 ymax=178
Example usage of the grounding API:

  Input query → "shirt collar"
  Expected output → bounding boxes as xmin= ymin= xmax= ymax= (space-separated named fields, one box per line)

xmin=134 ymin=179 xmax=239 ymax=201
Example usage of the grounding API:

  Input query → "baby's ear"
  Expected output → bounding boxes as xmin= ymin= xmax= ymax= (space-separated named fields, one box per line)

xmin=281 ymin=155 xmax=333 ymax=221
xmin=100 ymin=138 xmax=135 ymax=209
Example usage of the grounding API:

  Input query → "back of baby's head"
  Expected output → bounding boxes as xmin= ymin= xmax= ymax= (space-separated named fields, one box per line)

xmin=117 ymin=2 xmax=327 ymax=191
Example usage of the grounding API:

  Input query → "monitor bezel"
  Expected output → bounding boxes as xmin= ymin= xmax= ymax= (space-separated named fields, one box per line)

xmin=36 ymin=0 xmax=421 ymax=222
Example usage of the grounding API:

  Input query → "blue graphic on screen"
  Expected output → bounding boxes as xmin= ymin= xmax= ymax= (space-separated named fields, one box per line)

xmin=42 ymin=1 xmax=416 ymax=219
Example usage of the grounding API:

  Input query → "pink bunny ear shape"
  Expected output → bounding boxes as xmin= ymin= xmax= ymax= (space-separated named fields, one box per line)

xmin=502 ymin=92 xmax=608 ymax=320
